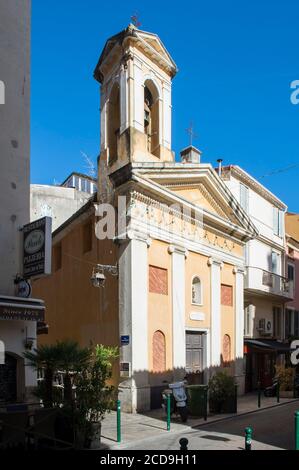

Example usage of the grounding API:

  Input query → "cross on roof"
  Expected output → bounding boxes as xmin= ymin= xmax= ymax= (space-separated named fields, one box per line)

xmin=186 ymin=122 xmax=198 ymax=146
xmin=131 ymin=13 xmax=141 ymax=28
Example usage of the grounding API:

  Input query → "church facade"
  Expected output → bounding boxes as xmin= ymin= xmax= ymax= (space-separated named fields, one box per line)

xmin=34 ymin=24 xmax=257 ymax=412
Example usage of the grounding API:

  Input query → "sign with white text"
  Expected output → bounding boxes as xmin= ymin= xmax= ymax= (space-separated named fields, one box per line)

xmin=23 ymin=217 xmax=52 ymax=279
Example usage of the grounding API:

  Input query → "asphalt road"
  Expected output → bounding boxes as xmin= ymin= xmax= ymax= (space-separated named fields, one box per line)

xmin=129 ymin=401 xmax=299 ymax=450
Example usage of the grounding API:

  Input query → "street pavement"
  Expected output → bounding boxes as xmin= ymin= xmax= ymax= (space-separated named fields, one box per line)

xmin=101 ymin=395 xmax=299 ymax=450
xmin=117 ymin=401 xmax=299 ymax=450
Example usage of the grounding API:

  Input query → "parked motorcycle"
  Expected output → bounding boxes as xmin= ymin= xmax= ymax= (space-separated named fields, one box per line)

xmin=162 ymin=381 xmax=188 ymax=422
xmin=264 ymin=374 xmax=299 ymax=397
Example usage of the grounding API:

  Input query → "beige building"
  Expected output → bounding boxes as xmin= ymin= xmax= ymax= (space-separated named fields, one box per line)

xmin=34 ymin=24 xmax=257 ymax=412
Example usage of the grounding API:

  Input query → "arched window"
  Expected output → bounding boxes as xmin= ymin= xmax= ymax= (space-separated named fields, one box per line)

xmin=153 ymin=330 xmax=166 ymax=372
xmin=144 ymin=80 xmax=159 ymax=156
xmin=222 ymin=334 xmax=231 ymax=365
xmin=192 ymin=276 xmax=202 ymax=305
xmin=107 ymin=82 xmax=120 ymax=165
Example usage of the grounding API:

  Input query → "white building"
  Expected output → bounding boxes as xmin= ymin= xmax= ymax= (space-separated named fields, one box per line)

xmin=31 ymin=173 xmax=97 ymax=231
xmin=220 ymin=165 xmax=292 ymax=390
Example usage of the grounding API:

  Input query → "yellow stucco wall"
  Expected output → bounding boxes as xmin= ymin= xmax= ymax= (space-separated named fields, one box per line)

xmin=32 ymin=214 xmax=120 ymax=382
xmin=185 ymin=251 xmax=211 ymax=329
xmin=221 ymin=263 xmax=236 ymax=361
xmin=147 ymin=240 xmax=173 ymax=383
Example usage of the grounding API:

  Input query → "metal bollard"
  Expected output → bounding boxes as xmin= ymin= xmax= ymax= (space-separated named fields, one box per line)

xmin=167 ymin=394 xmax=171 ymax=431
xmin=117 ymin=399 xmax=121 ymax=443
xmin=295 ymin=411 xmax=299 ymax=450
xmin=204 ymin=387 xmax=208 ymax=421
xmin=257 ymin=381 xmax=261 ymax=408
xmin=245 ymin=427 xmax=252 ymax=451
xmin=179 ymin=438 xmax=189 ymax=450
xmin=277 ymin=381 xmax=280 ymax=403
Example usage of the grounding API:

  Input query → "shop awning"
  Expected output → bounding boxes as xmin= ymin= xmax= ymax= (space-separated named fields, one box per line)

xmin=244 ymin=339 xmax=290 ymax=353
xmin=0 ymin=295 xmax=45 ymax=322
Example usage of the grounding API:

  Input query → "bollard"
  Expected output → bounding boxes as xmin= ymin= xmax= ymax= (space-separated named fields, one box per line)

xmin=257 ymin=381 xmax=261 ymax=408
xmin=245 ymin=427 xmax=252 ymax=451
xmin=167 ymin=394 xmax=171 ymax=431
xmin=179 ymin=438 xmax=189 ymax=451
xmin=295 ymin=411 xmax=299 ymax=450
xmin=277 ymin=381 xmax=280 ymax=403
xmin=234 ymin=384 xmax=238 ymax=413
xmin=204 ymin=387 xmax=208 ymax=421
xmin=117 ymin=399 xmax=121 ymax=443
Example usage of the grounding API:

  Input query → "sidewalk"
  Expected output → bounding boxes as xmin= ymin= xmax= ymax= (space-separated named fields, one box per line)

xmin=100 ymin=393 xmax=299 ymax=449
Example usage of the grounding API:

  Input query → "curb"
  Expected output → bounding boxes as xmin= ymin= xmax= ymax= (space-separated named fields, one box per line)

xmin=193 ymin=397 xmax=299 ymax=429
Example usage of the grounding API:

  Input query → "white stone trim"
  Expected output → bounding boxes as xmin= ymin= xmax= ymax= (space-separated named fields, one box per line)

xmin=169 ymin=246 xmax=186 ymax=377
xmin=208 ymin=257 xmax=222 ymax=366
xmin=234 ymin=266 xmax=245 ymax=361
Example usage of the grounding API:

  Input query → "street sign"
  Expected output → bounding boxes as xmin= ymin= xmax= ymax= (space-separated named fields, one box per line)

xmin=121 ymin=335 xmax=130 ymax=345
xmin=23 ymin=217 xmax=52 ymax=279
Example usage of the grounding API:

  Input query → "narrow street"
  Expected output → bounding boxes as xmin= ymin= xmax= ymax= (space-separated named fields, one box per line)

xmin=126 ymin=401 xmax=299 ymax=450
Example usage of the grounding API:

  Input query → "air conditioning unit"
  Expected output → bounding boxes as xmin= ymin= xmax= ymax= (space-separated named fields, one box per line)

xmin=258 ymin=318 xmax=273 ymax=336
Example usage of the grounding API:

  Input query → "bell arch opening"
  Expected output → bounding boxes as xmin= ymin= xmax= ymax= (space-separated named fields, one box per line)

xmin=144 ymin=79 xmax=160 ymax=157
xmin=107 ymin=82 xmax=120 ymax=165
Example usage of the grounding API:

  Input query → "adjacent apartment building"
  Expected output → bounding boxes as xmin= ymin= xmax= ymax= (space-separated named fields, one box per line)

xmin=285 ymin=213 xmax=299 ymax=341
xmin=220 ymin=165 xmax=293 ymax=390
xmin=31 ymin=172 xmax=97 ymax=231
xmin=0 ymin=0 xmax=45 ymax=404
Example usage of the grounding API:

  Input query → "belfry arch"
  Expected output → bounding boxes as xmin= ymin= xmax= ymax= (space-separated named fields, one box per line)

xmin=144 ymin=79 xmax=160 ymax=157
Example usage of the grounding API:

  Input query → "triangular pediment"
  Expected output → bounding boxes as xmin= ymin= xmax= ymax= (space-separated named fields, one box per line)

xmin=94 ymin=25 xmax=177 ymax=83
xmin=167 ymin=184 xmax=231 ymax=220
xmin=129 ymin=163 xmax=258 ymax=238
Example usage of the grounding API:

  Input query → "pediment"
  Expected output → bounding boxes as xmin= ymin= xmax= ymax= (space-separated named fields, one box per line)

xmin=167 ymin=184 xmax=232 ymax=221
xmin=131 ymin=163 xmax=258 ymax=237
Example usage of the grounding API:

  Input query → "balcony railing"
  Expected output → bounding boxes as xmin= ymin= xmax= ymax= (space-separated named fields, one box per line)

xmin=245 ymin=266 xmax=294 ymax=299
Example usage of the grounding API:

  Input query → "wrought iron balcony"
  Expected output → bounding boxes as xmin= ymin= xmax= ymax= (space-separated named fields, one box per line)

xmin=244 ymin=266 xmax=294 ymax=300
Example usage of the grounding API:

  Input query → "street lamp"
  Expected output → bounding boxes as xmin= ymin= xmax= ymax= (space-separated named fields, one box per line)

xmin=91 ymin=264 xmax=118 ymax=288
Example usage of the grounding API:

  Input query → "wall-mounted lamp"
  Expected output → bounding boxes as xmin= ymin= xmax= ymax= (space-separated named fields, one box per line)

xmin=91 ymin=264 xmax=118 ymax=288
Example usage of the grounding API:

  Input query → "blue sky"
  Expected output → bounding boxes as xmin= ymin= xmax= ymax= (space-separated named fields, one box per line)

xmin=31 ymin=0 xmax=299 ymax=211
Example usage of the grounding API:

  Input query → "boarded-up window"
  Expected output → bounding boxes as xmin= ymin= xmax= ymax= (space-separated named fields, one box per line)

xmin=153 ymin=331 xmax=166 ymax=372
xmin=82 ymin=221 xmax=93 ymax=253
xmin=149 ymin=266 xmax=168 ymax=295
xmin=221 ymin=284 xmax=233 ymax=306
xmin=222 ymin=334 xmax=231 ymax=365
xmin=53 ymin=243 xmax=62 ymax=272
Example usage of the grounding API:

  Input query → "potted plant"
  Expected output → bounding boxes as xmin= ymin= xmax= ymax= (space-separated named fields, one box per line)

xmin=208 ymin=371 xmax=237 ymax=414
xmin=74 ymin=344 xmax=118 ymax=449
xmin=275 ymin=365 xmax=295 ymax=398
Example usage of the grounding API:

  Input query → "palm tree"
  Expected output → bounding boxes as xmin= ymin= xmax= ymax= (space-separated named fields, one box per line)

xmin=24 ymin=344 xmax=60 ymax=408
xmin=55 ymin=340 xmax=91 ymax=405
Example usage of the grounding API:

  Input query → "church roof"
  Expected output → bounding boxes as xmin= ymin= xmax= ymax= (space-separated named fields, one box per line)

xmin=94 ymin=24 xmax=178 ymax=83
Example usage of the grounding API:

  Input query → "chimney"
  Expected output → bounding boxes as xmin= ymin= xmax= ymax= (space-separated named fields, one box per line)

xmin=180 ymin=145 xmax=202 ymax=164
xmin=217 ymin=158 xmax=223 ymax=177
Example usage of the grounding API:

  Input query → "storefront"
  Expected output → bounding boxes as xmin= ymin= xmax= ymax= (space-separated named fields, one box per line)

xmin=0 ymin=295 xmax=45 ymax=403
xmin=244 ymin=339 xmax=290 ymax=391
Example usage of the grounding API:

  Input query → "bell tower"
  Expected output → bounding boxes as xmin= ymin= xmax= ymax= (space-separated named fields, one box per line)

xmin=94 ymin=24 xmax=177 ymax=189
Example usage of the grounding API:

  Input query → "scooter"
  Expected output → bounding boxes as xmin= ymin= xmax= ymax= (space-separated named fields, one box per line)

xmin=162 ymin=381 xmax=188 ymax=422
xmin=264 ymin=374 xmax=299 ymax=397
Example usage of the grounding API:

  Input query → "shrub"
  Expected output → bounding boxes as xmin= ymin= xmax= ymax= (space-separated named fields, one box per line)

xmin=208 ymin=371 xmax=235 ymax=404
xmin=275 ymin=366 xmax=295 ymax=391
